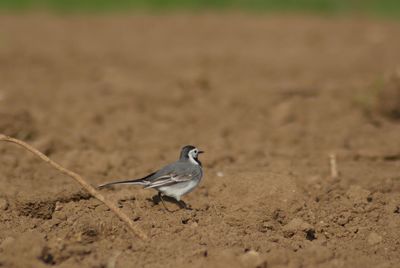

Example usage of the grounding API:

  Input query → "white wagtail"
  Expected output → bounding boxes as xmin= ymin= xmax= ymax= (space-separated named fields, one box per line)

xmin=98 ymin=145 xmax=204 ymax=211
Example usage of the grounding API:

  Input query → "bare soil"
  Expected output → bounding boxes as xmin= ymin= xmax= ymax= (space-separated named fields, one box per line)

xmin=1 ymin=13 xmax=400 ymax=268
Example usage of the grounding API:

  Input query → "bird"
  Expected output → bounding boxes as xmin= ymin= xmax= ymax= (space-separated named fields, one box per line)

xmin=98 ymin=145 xmax=204 ymax=211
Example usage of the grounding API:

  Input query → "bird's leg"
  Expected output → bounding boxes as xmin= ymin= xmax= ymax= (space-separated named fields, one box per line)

xmin=178 ymin=200 xmax=192 ymax=210
xmin=158 ymin=192 xmax=174 ymax=213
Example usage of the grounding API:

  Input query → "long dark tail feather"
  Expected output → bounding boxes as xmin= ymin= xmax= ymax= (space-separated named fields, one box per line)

xmin=97 ymin=171 xmax=156 ymax=189
xmin=97 ymin=178 xmax=145 ymax=189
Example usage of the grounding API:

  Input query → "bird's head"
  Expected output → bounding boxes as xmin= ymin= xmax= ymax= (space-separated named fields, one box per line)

xmin=180 ymin=145 xmax=204 ymax=166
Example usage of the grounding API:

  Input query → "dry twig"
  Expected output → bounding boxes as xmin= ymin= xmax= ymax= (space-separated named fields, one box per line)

xmin=329 ymin=153 xmax=338 ymax=179
xmin=0 ymin=134 xmax=148 ymax=240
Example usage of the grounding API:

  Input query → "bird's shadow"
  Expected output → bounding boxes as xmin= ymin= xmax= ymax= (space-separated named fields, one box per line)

xmin=149 ymin=194 xmax=192 ymax=211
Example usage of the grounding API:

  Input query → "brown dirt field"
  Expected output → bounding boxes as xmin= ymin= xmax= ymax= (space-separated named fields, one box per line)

xmin=1 ymin=13 xmax=400 ymax=268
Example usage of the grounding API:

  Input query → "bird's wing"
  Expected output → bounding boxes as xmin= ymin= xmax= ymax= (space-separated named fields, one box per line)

xmin=144 ymin=166 xmax=199 ymax=189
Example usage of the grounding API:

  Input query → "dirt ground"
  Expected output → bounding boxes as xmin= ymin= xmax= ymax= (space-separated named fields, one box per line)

xmin=1 ymin=13 xmax=400 ymax=268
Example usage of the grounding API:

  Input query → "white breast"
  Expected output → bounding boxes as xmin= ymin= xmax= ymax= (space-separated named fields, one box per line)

xmin=158 ymin=178 xmax=201 ymax=201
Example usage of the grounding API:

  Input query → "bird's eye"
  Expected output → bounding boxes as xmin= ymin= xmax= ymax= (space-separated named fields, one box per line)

xmin=194 ymin=150 xmax=198 ymax=154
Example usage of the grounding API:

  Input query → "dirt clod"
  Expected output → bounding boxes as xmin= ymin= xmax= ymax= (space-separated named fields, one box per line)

xmin=367 ymin=232 xmax=383 ymax=245
xmin=283 ymin=218 xmax=315 ymax=238
xmin=16 ymin=199 xmax=56 ymax=219
xmin=346 ymin=186 xmax=371 ymax=204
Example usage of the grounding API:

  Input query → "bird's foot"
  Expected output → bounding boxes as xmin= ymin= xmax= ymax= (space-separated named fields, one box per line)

xmin=178 ymin=200 xmax=192 ymax=210
xmin=153 ymin=193 xmax=193 ymax=212
xmin=155 ymin=193 xmax=179 ymax=212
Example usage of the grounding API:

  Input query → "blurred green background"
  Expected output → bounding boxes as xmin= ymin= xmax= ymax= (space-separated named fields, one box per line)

xmin=0 ymin=0 xmax=399 ymax=17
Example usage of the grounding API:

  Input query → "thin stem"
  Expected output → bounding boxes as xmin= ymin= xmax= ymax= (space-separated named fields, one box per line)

xmin=0 ymin=134 xmax=148 ymax=240
xmin=329 ymin=153 xmax=339 ymax=179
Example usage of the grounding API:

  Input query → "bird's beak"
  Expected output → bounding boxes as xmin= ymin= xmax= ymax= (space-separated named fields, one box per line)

xmin=199 ymin=150 xmax=205 ymax=154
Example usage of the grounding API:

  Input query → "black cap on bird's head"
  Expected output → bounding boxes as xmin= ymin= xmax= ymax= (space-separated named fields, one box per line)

xmin=180 ymin=145 xmax=204 ymax=165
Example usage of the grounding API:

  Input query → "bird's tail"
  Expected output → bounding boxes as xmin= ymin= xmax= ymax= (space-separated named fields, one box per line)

xmin=97 ymin=178 xmax=146 ymax=189
xmin=97 ymin=172 xmax=156 ymax=189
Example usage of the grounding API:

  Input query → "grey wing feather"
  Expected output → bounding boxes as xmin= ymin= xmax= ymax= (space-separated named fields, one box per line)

xmin=144 ymin=174 xmax=194 ymax=189
xmin=144 ymin=162 xmax=201 ymax=189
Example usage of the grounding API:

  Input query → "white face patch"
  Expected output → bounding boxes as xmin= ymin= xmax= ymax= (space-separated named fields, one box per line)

xmin=188 ymin=148 xmax=199 ymax=165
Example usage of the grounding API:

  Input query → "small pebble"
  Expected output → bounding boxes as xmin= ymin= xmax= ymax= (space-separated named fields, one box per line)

xmin=55 ymin=202 xmax=64 ymax=211
xmin=0 ymin=198 xmax=9 ymax=210
xmin=240 ymin=250 xmax=265 ymax=267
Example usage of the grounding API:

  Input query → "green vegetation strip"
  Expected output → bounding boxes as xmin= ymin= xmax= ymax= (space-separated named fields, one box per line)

xmin=0 ymin=0 xmax=400 ymax=17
